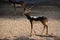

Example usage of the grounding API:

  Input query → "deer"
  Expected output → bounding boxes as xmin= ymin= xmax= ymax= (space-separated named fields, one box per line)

xmin=24 ymin=7 xmax=48 ymax=36
xmin=8 ymin=0 xmax=26 ymax=10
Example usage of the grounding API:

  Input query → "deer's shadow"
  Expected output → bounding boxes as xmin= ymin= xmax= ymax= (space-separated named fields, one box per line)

xmin=36 ymin=34 xmax=60 ymax=40
xmin=36 ymin=34 xmax=55 ymax=37
xmin=0 ymin=35 xmax=60 ymax=40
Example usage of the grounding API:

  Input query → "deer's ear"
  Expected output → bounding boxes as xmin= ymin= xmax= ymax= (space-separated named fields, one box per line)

xmin=29 ymin=6 xmax=34 ymax=9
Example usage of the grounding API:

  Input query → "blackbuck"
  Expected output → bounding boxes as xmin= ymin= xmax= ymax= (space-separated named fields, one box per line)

xmin=8 ymin=0 xmax=26 ymax=10
xmin=24 ymin=8 xmax=48 ymax=36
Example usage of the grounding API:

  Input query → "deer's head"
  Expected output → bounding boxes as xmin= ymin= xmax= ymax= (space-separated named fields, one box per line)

xmin=24 ymin=8 xmax=31 ymax=16
xmin=24 ymin=6 xmax=34 ymax=16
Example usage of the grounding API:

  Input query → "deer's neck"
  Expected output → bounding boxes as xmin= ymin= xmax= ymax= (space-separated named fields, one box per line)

xmin=25 ymin=14 xmax=31 ymax=19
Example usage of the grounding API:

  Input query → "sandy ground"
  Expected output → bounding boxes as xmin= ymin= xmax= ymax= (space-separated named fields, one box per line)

xmin=0 ymin=3 xmax=60 ymax=40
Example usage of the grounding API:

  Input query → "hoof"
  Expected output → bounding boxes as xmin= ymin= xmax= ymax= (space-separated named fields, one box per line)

xmin=29 ymin=35 xmax=32 ymax=37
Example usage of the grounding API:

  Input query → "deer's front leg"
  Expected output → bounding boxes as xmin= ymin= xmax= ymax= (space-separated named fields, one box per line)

xmin=30 ymin=20 xmax=33 ymax=36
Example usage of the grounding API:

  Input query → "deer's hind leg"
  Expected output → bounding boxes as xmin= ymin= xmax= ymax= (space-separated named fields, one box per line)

xmin=44 ymin=24 xmax=48 ymax=35
xmin=41 ymin=21 xmax=48 ymax=35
